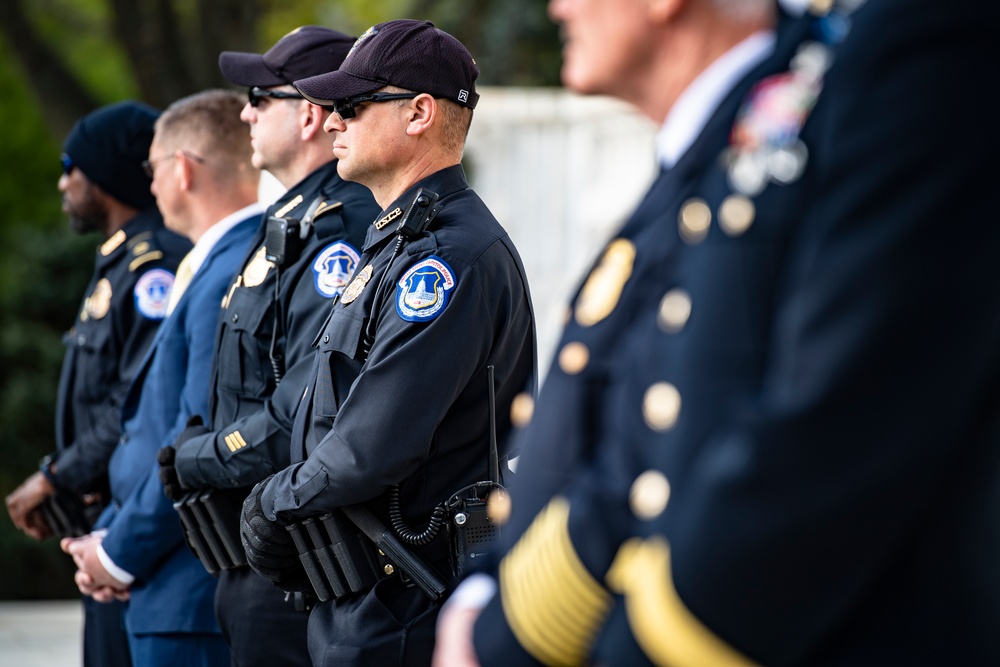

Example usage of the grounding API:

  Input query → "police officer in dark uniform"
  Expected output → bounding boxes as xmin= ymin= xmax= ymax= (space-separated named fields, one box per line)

xmin=436 ymin=0 xmax=1000 ymax=665
xmin=238 ymin=20 xmax=536 ymax=667
xmin=5 ymin=100 xmax=189 ymax=667
xmin=156 ymin=27 xmax=380 ymax=667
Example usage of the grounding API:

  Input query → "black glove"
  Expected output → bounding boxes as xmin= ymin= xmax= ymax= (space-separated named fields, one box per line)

xmin=157 ymin=446 xmax=184 ymax=501
xmin=240 ymin=476 xmax=310 ymax=592
xmin=159 ymin=415 xmax=208 ymax=501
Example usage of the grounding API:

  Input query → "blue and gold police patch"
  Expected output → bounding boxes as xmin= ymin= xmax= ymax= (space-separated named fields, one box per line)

xmin=134 ymin=268 xmax=174 ymax=320
xmin=396 ymin=256 xmax=456 ymax=322
xmin=313 ymin=241 xmax=360 ymax=298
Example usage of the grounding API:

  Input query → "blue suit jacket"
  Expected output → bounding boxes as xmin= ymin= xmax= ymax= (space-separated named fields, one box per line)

xmin=96 ymin=213 xmax=257 ymax=635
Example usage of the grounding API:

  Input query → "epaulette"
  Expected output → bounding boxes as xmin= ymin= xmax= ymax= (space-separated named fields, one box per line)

xmin=274 ymin=194 xmax=305 ymax=219
xmin=311 ymin=200 xmax=343 ymax=222
xmin=100 ymin=229 xmax=126 ymax=256
xmin=127 ymin=231 xmax=165 ymax=272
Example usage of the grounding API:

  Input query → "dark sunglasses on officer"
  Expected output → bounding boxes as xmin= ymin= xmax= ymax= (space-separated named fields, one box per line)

xmin=247 ymin=86 xmax=305 ymax=107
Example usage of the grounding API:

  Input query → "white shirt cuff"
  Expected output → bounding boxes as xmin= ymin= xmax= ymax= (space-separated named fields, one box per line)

xmin=445 ymin=573 xmax=498 ymax=612
xmin=96 ymin=542 xmax=135 ymax=586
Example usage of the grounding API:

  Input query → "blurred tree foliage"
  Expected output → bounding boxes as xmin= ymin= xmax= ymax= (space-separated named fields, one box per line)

xmin=0 ymin=0 xmax=558 ymax=599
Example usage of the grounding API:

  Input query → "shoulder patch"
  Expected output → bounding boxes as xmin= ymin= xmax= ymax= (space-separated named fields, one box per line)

xmin=395 ymin=256 xmax=456 ymax=323
xmin=312 ymin=241 xmax=360 ymax=298
xmin=134 ymin=268 xmax=175 ymax=320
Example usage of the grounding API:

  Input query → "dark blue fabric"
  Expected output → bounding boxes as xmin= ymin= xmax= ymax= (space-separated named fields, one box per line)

xmin=475 ymin=0 xmax=1000 ymax=664
xmin=97 ymin=214 xmax=256 ymax=638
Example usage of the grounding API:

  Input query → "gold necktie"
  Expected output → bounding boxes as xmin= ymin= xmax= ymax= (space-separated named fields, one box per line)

xmin=165 ymin=253 xmax=195 ymax=316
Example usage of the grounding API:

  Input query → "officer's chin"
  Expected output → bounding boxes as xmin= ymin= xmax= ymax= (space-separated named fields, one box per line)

xmin=68 ymin=214 xmax=100 ymax=235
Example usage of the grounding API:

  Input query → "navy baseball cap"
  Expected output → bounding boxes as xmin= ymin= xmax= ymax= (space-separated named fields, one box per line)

xmin=294 ymin=20 xmax=480 ymax=110
xmin=219 ymin=26 xmax=356 ymax=88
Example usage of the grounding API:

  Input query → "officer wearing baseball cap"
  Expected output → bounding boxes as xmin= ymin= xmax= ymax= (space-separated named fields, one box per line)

xmin=239 ymin=19 xmax=536 ymax=667
xmin=6 ymin=100 xmax=190 ymax=667
xmin=156 ymin=26 xmax=379 ymax=667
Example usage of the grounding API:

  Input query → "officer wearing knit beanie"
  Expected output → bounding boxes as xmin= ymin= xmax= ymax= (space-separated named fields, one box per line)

xmin=6 ymin=98 xmax=189 ymax=667
xmin=62 ymin=100 xmax=160 ymax=210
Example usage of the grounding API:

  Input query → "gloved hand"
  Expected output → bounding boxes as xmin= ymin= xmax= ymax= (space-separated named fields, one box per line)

xmin=159 ymin=415 xmax=208 ymax=501
xmin=157 ymin=446 xmax=184 ymax=501
xmin=240 ymin=476 xmax=310 ymax=592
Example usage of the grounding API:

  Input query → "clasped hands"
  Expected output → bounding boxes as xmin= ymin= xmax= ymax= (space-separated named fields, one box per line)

xmin=60 ymin=532 xmax=130 ymax=603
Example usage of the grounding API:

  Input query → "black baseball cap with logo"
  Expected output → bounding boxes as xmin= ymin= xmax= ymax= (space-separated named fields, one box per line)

xmin=293 ymin=20 xmax=480 ymax=110
xmin=219 ymin=26 xmax=356 ymax=88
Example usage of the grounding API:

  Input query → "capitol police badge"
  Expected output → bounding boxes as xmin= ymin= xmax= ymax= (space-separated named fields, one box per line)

xmin=341 ymin=264 xmax=373 ymax=305
xmin=134 ymin=268 xmax=174 ymax=320
xmin=312 ymin=241 xmax=360 ymax=298
xmin=84 ymin=278 xmax=113 ymax=321
xmin=575 ymin=238 xmax=636 ymax=327
xmin=396 ymin=256 xmax=456 ymax=323
xmin=242 ymin=246 xmax=273 ymax=288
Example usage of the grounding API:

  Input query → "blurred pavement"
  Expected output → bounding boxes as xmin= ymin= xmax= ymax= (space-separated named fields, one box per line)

xmin=0 ymin=600 xmax=81 ymax=666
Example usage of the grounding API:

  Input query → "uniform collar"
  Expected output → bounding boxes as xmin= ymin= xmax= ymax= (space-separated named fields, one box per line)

xmin=268 ymin=160 xmax=341 ymax=218
xmin=362 ymin=164 xmax=470 ymax=252
xmin=184 ymin=202 xmax=266 ymax=277
xmin=96 ymin=207 xmax=163 ymax=266
xmin=655 ymin=29 xmax=776 ymax=169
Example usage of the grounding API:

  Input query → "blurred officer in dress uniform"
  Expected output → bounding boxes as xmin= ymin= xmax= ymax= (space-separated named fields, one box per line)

xmin=5 ymin=100 xmax=189 ymax=667
xmin=238 ymin=20 xmax=535 ymax=667
xmin=62 ymin=89 xmax=261 ymax=667
xmin=154 ymin=27 xmax=380 ymax=667
xmin=436 ymin=0 xmax=1000 ymax=665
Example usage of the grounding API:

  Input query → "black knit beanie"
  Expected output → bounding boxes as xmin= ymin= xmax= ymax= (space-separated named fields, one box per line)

xmin=62 ymin=100 xmax=161 ymax=210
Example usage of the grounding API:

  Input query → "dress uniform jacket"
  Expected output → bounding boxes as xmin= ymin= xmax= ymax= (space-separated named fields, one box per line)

xmin=473 ymin=1 xmax=1000 ymax=665
xmin=51 ymin=207 xmax=189 ymax=497
xmin=174 ymin=161 xmax=378 ymax=488
xmin=260 ymin=165 xmax=535 ymax=665
xmin=96 ymin=213 xmax=256 ymax=647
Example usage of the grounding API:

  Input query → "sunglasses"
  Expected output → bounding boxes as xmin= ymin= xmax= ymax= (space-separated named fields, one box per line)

xmin=141 ymin=151 xmax=205 ymax=178
xmin=330 ymin=92 xmax=420 ymax=119
xmin=248 ymin=86 xmax=304 ymax=107
xmin=60 ymin=154 xmax=74 ymax=176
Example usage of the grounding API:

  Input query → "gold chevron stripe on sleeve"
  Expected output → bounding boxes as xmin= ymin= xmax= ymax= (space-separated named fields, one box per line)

xmin=606 ymin=537 xmax=758 ymax=667
xmin=499 ymin=497 xmax=612 ymax=667
xmin=224 ymin=431 xmax=248 ymax=452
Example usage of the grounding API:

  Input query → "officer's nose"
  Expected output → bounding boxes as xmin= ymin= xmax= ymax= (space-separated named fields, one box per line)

xmin=240 ymin=102 xmax=256 ymax=124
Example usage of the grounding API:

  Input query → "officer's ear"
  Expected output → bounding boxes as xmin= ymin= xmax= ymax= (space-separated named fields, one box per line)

xmin=648 ymin=0 xmax=684 ymax=24
xmin=404 ymin=93 xmax=436 ymax=138
xmin=176 ymin=150 xmax=196 ymax=191
xmin=300 ymin=101 xmax=328 ymax=142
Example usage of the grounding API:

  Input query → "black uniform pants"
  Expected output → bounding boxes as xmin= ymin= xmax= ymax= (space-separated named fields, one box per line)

xmin=215 ymin=566 xmax=310 ymax=667
xmin=307 ymin=576 xmax=440 ymax=667
xmin=83 ymin=596 xmax=132 ymax=667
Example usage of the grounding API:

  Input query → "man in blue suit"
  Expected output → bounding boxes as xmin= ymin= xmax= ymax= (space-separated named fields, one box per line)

xmin=61 ymin=89 xmax=263 ymax=666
